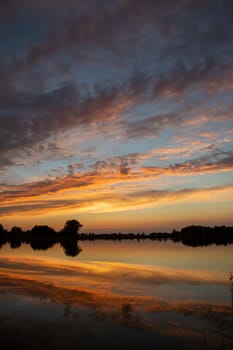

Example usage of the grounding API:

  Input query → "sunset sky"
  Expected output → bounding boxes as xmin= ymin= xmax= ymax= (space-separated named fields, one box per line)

xmin=0 ymin=0 xmax=233 ymax=232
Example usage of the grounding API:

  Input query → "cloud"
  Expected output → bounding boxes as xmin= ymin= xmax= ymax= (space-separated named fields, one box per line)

xmin=3 ymin=1 xmax=233 ymax=66
xmin=1 ymin=0 xmax=232 ymax=90
xmin=1 ymin=62 xmax=232 ymax=170
xmin=92 ymin=153 xmax=140 ymax=175
xmin=0 ymin=81 xmax=134 ymax=164
xmin=142 ymin=149 xmax=233 ymax=175
xmin=0 ymin=199 xmax=82 ymax=216
xmin=126 ymin=112 xmax=181 ymax=138
xmin=1 ymin=0 xmax=233 ymax=227
xmin=0 ymin=147 xmax=233 ymax=215
xmin=1 ymin=1 xmax=233 ymax=168
xmin=1 ymin=66 xmax=232 ymax=172
xmin=1 ymin=179 xmax=232 ymax=217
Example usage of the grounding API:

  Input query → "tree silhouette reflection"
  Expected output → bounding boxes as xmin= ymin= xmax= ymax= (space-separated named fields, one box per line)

xmin=60 ymin=239 xmax=82 ymax=257
xmin=0 ymin=237 xmax=7 ymax=249
xmin=10 ymin=240 xmax=22 ymax=249
xmin=30 ymin=239 xmax=55 ymax=251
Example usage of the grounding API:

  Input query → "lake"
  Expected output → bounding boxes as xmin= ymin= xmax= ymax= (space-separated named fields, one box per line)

xmin=0 ymin=239 xmax=232 ymax=349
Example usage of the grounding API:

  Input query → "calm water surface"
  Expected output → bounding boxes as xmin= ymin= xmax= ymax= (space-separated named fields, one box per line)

xmin=0 ymin=240 xmax=232 ymax=349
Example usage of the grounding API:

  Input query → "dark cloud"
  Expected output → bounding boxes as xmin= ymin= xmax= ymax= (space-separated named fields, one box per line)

xmin=2 ymin=0 xmax=233 ymax=70
xmin=126 ymin=112 xmax=181 ymax=138
xmin=92 ymin=153 xmax=140 ymax=175
xmin=1 ymin=0 xmax=233 ymax=173
xmin=142 ymin=149 xmax=233 ymax=175
xmin=0 ymin=82 xmax=129 ymax=162
xmin=1 ymin=62 xmax=232 ymax=170
xmin=0 ymin=199 xmax=83 ymax=216
xmin=172 ymin=149 xmax=233 ymax=173
xmin=0 ymin=156 xmax=18 ymax=168
xmin=117 ymin=183 xmax=233 ymax=209
xmin=1 ymin=0 xmax=233 ymax=78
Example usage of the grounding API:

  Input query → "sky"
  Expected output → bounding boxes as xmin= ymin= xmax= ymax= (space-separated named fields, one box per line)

xmin=0 ymin=0 xmax=233 ymax=232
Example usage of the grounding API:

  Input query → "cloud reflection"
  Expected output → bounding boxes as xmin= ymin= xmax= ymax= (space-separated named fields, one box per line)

xmin=0 ymin=257 xmax=229 ymax=289
xmin=0 ymin=256 xmax=232 ymax=349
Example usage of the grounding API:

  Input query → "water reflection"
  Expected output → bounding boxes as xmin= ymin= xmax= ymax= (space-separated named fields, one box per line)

xmin=0 ymin=236 xmax=82 ymax=257
xmin=60 ymin=239 xmax=82 ymax=257
xmin=9 ymin=239 xmax=22 ymax=249
xmin=0 ymin=263 xmax=232 ymax=350
xmin=1 ymin=225 xmax=233 ymax=252
xmin=0 ymin=241 xmax=232 ymax=349
xmin=230 ymin=273 xmax=233 ymax=314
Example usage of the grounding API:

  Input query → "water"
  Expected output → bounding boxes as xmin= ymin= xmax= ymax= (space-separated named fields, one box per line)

xmin=0 ymin=239 xmax=232 ymax=349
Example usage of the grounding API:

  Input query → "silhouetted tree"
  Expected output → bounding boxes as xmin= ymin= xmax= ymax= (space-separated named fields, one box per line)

xmin=0 ymin=224 xmax=6 ymax=235
xmin=30 ymin=225 xmax=56 ymax=236
xmin=61 ymin=220 xmax=83 ymax=236
xmin=10 ymin=226 xmax=23 ymax=235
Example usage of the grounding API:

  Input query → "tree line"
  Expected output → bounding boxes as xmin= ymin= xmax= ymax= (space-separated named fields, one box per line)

xmin=0 ymin=221 xmax=233 ymax=248
xmin=0 ymin=219 xmax=83 ymax=237
xmin=0 ymin=220 xmax=83 ymax=257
